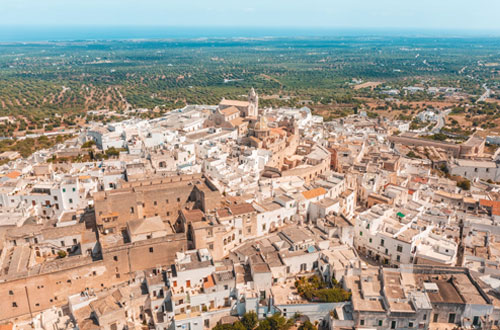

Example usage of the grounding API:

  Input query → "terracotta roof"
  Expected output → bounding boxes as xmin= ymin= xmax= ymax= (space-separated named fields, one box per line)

xmin=182 ymin=209 xmax=205 ymax=222
xmin=302 ymin=187 xmax=327 ymax=200
xmin=481 ymin=199 xmax=500 ymax=216
xmin=90 ymin=295 xmax=121 ymax=317
xmin=219 ymin=99 xmax=249 ymax=107
xmin=221 ymin=106 xmax=240 ymax=117
xmin=480 ymin=199 xmax=500 ymax=208
xmin=203 ymin=274 xmax=215 ymax=289
xmin=229 ymin=117 xmax=245 ymax=127
xmin=230 ymin=203 xmax=255 ymax=215
xmin=216 ymin=203 xmax=255 ymax=218
xmin=127 ymin=216 xmax=166 ymax=235
xmin=0 ymin=323 xmax=13 ymax=330
xmin=270 ymin=127 xmax=287 ymax=137
xmin=6 ymin=171 xmax=21 ymax=179
xmin=216 ymin=208 xmax=231 ymax=218
xmin=412 ymin=176 xmax=428 ymax=184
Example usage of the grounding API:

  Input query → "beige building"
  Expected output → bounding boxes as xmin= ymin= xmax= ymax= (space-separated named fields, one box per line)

xmin=94 ymin=173 xmax=222 ymax=235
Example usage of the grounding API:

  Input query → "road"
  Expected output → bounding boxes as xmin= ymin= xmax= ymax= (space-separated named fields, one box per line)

xmin=0 ymin=129 xmax=79 ymax=141
xmin=477 ymin=83 xmax=491 ymax=103
xmin=431 ymin=109 xmax=452 ymax=134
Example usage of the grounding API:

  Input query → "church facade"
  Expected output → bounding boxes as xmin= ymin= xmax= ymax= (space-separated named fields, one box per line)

xmin=218 ymin=88 xmax=259 ymax=118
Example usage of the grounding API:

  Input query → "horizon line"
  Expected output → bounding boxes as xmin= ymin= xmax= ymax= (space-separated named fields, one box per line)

xmin=2 ymin=25 xmax=500 ymax=43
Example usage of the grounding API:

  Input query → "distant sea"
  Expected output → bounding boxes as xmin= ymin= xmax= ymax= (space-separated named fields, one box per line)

xmin=1 ymin=26 xmax=499 ymax=43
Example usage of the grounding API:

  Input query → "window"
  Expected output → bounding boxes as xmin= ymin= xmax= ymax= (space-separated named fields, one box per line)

xmin=69 ymin=198 xmax=73 ymax=204
xmin=12 ymin=302 xmax=17 ymax=308
xmin=433 ymin=314 xmax=439 ymax=323
xmin=423 ymin=314 xmax=427 ymax=321
xmin=72 ymin=187 xmax=76 ymax=192
xmin=378 ymin=320 xmax=383 ymax=326
xmin=149 ymin=247 xmax=154 ymax=253
xmin=369 ymin=238 xmax=372 ymax=243
xmin=9 ymin=290 xmax=13 ymax=295
xmin=359 ymin=231 xmax=363 ymax=236
xmin=177 ymin=197 xmax=180 ymax=202
xmin=396 ymin=255 xmax=401 ymax=262
xmin=397 ymin=245 xmax=403 ymax=252
xmin=380 ymin=239 xmax=385 ymax=247
xmin=409 ymin=321 xmax=414 ymax=328
xmin=113 ymin=256 xmax=118 ymax=261
xmin=73 ymin=239 xmax=77 ymax=245
xmin=154 ymin=201 xmax=157 ymax=206
xmin=62 ymin=188 xmax=66 ymax=193
xmin=366 ymin=224 xmax=370 ymax=229
xmin=61 ymin=241 xmax=65 ymax=247
xmin=360 ymin=320 xmax=364 ymax=326
xmin=391 ymin=321 xmax=396 ymax=329
xmin=130 ymin=207 xmax=134 ymax=214
xmin=448 ymin=313 xmax=456 ymax=324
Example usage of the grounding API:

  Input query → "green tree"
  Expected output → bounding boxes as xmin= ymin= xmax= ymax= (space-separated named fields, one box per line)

xmin=242 ymin=311 xmax=258 ymax=330
xmin=105 ymin=147 xmax=120 ymax=157
xmin=57 ymin=250 xmax=67 ymax=258
xmin=256 ymin=320 xmax=271 ymax=330
xmin=82 ymin=140 xmax=96 ymax=148
xmin=266 ymin=313 xmax=293 ymax=330
xmin=298 ymin=321 xmax=316 ymax=330
xmin=458 ymin=179 xmax=471 ymax=190
xmin=233 ymin=321 xmax=246 ymax=330
xmin=214 ymin=324 xmax=235 ymax=330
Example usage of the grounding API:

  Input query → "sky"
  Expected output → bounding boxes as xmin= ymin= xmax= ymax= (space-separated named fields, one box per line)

xmin=2 ymin=0 xmax=500 ymax=32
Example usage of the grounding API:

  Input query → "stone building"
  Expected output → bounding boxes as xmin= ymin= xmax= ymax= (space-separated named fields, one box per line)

xmin=218 ymin=88 xmax=259 ymax=118
xmin=94 ymin=174 xmax=221 ymax=235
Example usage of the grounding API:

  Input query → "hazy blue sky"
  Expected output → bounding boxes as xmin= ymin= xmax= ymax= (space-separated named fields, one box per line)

xmin=2 ymin=0 xmax=500 ymax=31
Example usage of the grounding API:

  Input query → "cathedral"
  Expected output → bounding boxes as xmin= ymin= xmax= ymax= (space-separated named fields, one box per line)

xmin=218 ymin=88 xmax=259 ymax=118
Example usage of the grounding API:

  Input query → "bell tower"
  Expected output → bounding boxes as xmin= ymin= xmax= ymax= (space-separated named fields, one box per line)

xmin=248 ymin=88 xmax=259 ymax=117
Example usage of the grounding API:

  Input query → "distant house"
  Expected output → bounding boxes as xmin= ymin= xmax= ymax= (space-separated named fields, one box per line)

xmin=417 ymin=109 xmax=438 ymax=122
xmin=0 ymin=151 xmax=21 ymax=161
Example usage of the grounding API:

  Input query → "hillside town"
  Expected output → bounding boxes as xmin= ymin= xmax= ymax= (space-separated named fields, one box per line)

xmin=2 ymin=89 xmax=500 ymax=330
